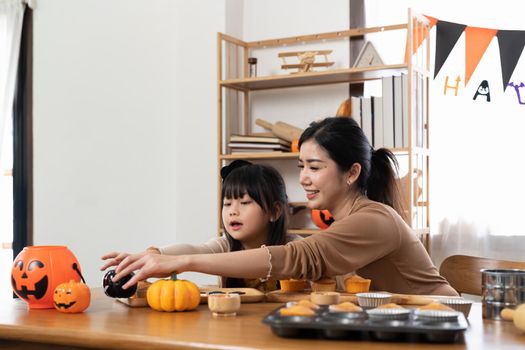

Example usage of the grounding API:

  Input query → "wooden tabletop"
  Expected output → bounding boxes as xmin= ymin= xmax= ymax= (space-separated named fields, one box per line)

xmin=1 ymin=289 xmax=524 ymax=350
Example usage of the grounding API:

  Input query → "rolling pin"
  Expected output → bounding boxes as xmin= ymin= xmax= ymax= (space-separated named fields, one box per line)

xmin=255 ymin=119 xmax=303 ymax=143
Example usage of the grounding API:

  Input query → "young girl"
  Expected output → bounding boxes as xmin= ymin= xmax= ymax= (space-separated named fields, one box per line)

xmin=101 ymin=160 xmax=299 ymax=292
xmin=111 ymin=117 xmax=457 ymax=296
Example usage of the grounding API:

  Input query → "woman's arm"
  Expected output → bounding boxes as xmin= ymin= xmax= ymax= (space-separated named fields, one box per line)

xmin=113 ymin=247 xmax=272 ymax=289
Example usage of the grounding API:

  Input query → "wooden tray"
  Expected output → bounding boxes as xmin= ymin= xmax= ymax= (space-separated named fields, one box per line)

xmin=265 ymin=290 xmax=450 ymax=306
xmin=116 ymin=287 xmax=265 ymax=307
xmin=200 ymin=287 xmax=265 ymax=303
xmin=117 ymin=297 xmax=149 ymax=307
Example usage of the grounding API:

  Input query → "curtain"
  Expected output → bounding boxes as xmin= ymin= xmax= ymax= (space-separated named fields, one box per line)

xmin=0 ymin=0 xmax=25 ymax=158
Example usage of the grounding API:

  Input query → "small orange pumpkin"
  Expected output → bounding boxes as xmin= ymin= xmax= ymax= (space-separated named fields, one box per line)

xmin=53 ymin=279 xmax=91 ymax=313
xmin=146 ymin=274 xmax=200 ymax=312
xmin=311 ymin=209 xmax=334 ymax=229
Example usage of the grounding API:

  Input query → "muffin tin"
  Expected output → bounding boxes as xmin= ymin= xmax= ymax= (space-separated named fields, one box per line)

xmin=263 ymin=305 xmax=468 ymax=343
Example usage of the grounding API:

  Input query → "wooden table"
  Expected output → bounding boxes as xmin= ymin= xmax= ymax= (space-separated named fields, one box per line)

xmin=1 ymin=289 xmax=524 ymax=350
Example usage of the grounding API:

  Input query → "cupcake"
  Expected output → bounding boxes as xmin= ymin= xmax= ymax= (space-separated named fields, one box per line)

xmin=437 ymin=298 xmax=473 ymax=318
xmin=296 ymin=299 xmax=320 ymax=310
xmin=414 ymin=309 xmax=461 ymax=322
xmin=344 ymin=274 xmax=371 ymax=294
xmin=279 ymin=305 xmax=316 ymax=317
xmin=418 ymin=302 xmax=455 ymax=312
xmin=377 ymin=303 xmax=404 ymax=309
xmin=311 ymin=278 xmax=336 ymax=292
xmin=279 ymin=279 xmax=306 ymax=292
xmin=367 ymin=307 xmax=411 ymax=321
xmin=329 ymin=301 xmax=363 ymax=313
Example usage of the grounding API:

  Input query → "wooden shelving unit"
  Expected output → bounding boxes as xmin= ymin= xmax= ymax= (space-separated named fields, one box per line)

xmin=216 ymin=9 xmax=431 ymax=250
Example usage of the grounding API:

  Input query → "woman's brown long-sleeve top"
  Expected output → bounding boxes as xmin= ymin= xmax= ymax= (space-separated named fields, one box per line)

xmin=268 ymin=194 xmax=458 ymax=296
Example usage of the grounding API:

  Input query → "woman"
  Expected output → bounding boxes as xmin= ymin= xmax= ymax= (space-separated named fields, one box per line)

xmin=110 ymin=117 xmax=457 ymax=296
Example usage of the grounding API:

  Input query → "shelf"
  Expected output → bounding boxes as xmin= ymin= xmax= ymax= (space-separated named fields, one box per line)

xmin=221 ymin=148 xmax=409 ymax=160
xmin=220 ymin=152 xmax=299 ymax=160
xmin=220 ymin=64 xmax=408 ymax=91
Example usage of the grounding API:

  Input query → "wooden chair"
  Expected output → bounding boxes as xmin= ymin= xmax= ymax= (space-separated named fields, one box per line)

xmin=439 ymin=255 xmax=525 ymax=295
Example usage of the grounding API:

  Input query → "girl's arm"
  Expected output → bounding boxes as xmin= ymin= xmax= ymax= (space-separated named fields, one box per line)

xmin=113 ymin=247 xmax=271 ymax=290
xmin=100 ymin=237 xmax=229 ymax=271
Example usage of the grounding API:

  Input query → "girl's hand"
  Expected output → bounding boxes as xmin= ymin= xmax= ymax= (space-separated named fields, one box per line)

xmin=112 ymin=253 xmax=190 ymax=289
xmin=100 ymin=248 xmax=160 ymax=271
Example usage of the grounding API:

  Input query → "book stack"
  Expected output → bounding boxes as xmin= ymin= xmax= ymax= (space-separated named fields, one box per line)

xmin=228 ymin=134 xmax=291 ymax=153
xmin=351 ymin=74 xmax=419 ymax=149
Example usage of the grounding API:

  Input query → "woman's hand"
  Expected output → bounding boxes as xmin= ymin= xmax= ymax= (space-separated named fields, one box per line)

xmin=100 ymin=247 xmax=160 ymax=271
xmin=112 ymin=253 xmax=190 ymax=289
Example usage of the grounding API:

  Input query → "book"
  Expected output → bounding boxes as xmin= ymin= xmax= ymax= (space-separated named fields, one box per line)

xmin=393 ymin=75 xmax=403 ymax=148
xmin=381 ymin=76 xmax=395 ymax=148
xmin=360 ymin=97 xmax=373 ymax=145
xmin=372 ymin=96 xmax=383 ymax=148
xmin=228 ymin=142 xmax=291 ymax=151
xmin=231 ymin=149 xmax=284 ymax=154
xmin=351 ymin=96 xmax=362 ymax=127
xmin=229 ymin=134 xmax=290 ymax=146
xmin=402 ymin=73 xmax=409 ymax=148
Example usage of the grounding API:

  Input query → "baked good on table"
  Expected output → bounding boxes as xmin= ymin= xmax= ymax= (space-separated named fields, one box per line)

xmin=279 ymin=279 xmax=306 ymax=292
xmin=279 ymin=305 xmax=316 ymax=317
xmin=418 ymin=302 xmax=455 ymax=312
xmin=296 ymin=299 xmax=320 ymax=310
xmin=311 ymin=278 xmax=336 ymax=292
xmin=329 ymin=301 xmax=363 ymax=312
xmin=344 ymin=274 xmax=371 ymax=293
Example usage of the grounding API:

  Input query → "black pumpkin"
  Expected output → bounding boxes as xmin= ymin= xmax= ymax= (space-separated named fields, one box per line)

xmin=102 ymin=270 xmax=137 ymax=298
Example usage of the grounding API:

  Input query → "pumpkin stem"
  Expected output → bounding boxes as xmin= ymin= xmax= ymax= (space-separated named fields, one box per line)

xmin=170 ymin=273 xmax=178 ymax=281
xmin=72 ymin=263 xmax=86 ymax=284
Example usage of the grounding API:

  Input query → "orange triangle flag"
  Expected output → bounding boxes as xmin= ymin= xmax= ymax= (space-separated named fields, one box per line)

xmin=464 ymin=26 xmax=497 ymax=86
xmin=404 ymin=15 xmax=438 ymax=63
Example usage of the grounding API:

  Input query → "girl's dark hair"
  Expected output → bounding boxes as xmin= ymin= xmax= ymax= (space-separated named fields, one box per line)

xmin=221 ymin=161 xmax=289 ymax=251
xmin=298 ymin=117 xmax=405 ymax=218
xmin=221 ymin=161 xmax=289 ymax=289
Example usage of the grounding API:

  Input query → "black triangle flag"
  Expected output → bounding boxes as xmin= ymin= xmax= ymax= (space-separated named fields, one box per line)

xmin=497 ymin=30 xmax=525 ymax=91
xmin=434 ymin=21 xmax=466 ymax=78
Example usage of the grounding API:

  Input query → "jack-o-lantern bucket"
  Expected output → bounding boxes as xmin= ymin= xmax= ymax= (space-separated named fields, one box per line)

xmin=11 ymin=246 xmax=83 ymax=309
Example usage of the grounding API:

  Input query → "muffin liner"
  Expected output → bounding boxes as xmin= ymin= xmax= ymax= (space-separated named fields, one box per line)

xmin=356 ymin=292 xmax=392 ymax=308
xmin=367 ymin=308 xmax=411 ymax=321
xmin=437 ymin=298 xmax=473 ymax=318
xmin=414 ymin=309 xmax=461 ymax=322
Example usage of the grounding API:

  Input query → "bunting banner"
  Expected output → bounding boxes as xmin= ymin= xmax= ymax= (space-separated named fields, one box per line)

xmin=434 ymin=21 xmax=466 ymax=79
xmin=407 ymin=15 xmax=525 ymax=93
xmin=496 ymin=30 xmax=525 ymax=91
xmin=404 ymin=15 xmax=437 ymax=63
xmin=464 ymin=27 xmax=497 ymax=86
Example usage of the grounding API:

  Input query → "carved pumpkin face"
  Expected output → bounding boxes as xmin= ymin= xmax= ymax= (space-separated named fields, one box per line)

xmin=11 ymin=246 xmax=82 ymax=309
xmin=11 ymin=259 xmax=48 ymax=301
xmin=54 ymin=280 xmax=91 ymax=313
xmin=311 ymin=209 xmax=334 ymax=229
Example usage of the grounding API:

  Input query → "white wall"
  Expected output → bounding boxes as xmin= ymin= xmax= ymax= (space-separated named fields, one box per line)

xmin=33 ymin=0 xmax=224 ymax=287
xmin=31 ymin=0 xmax=351 ymax=287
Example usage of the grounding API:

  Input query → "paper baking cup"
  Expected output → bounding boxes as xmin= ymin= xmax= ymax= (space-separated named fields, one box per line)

xmin=366 ymin=308 xmax=411 ymax=321
xmin=437 ymin=298 xmax=473 ymax=318
xmin=356 ymin=293 xmax=392 ymax=308
xmin=414 ymin=309 xmax=461 ymax=322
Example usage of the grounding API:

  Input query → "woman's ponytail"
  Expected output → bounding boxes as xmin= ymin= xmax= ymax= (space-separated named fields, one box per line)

xmin=367 ymin=148 xmax=405 ymax=219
